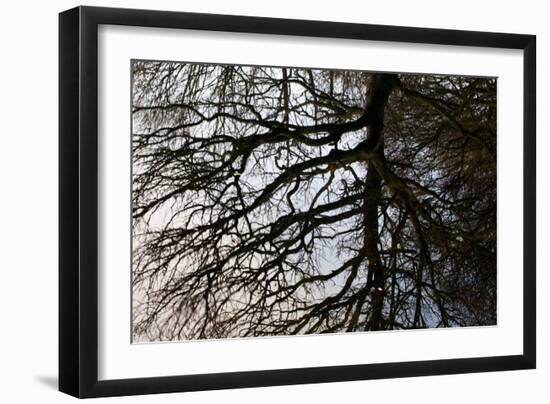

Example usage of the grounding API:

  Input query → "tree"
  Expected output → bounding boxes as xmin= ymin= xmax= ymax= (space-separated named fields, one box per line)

xmin=131 ymin=60 xmax=496 ymax=341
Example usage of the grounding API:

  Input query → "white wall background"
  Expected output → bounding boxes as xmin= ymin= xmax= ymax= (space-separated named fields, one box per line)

xmin=0 ymin=0 xmax=546 ymax=402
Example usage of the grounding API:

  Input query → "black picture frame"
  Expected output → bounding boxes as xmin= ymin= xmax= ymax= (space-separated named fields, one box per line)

xmin=59 ymin=5 xmax=536 ymax=398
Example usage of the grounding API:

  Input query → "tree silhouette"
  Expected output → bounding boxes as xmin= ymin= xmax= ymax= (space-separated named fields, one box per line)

xmin=131 ymin=60 xmax=496 ymax=342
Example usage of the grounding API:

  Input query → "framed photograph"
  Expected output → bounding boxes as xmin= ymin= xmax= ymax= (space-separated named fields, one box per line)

xmin=59 ymin=6 xmax=536 ymax=398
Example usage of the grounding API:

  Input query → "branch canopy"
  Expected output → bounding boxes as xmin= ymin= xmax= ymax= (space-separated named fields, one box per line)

xmin=131 ymin=61 xmax=497 ymax=341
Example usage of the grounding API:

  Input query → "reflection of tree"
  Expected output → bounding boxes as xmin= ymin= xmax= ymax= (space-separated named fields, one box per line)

xmin=131 ymin=61 xmax=496 ymax=341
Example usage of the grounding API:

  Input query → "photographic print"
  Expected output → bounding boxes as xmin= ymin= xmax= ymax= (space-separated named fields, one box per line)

xmin=131 ymin=60 xmax=497 ymax=343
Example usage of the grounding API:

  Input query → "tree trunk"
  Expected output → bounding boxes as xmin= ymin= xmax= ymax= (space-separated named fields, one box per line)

xmin=363 ymin=74 xmax=397 ymax=331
